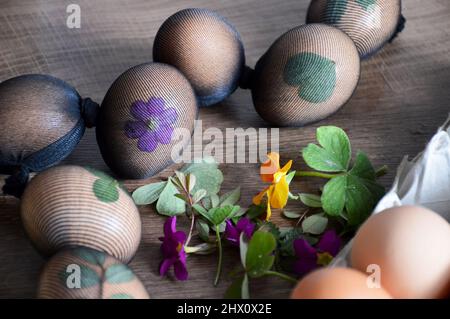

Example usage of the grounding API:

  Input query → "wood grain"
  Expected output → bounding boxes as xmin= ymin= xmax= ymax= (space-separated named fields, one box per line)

xmin=0 ymin=0 xmax=450 ymax=298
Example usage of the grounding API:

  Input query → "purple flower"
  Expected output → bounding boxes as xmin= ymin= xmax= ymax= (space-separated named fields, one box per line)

xmin=159 ymin=216 xmax=188 ymax=281
xmin=124 ymin=97 xmax=178 ymax=152
xmin=225 ymin=218 xmax=255 ymax=246
xmin=293 ymin=230 xmax=341 ymax=276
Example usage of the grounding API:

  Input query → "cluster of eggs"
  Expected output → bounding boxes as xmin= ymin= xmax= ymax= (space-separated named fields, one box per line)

xmin=291 ymin=205 xmax=450 ymax=299
xmin=21 ymin=165 xmax=149 ymax=299
xmin=0 ymin=3 xmax=404 ymax=186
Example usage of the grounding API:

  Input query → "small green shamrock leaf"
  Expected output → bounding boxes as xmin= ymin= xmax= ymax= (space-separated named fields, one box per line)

xmin=201 ymin=205 xmax=240 ymax=226
xmin=284 ymin=52 xmax=336 ymax=103
xmin=299 ymin=193 xmax=322 ymax=208
xmin=327 ymin=0 xmax=349 ymax=24
xmin=356 ymin=0 xmax=376 ymax=10
xmin=321 ymin=152 xmax=385 ymax=225
xmin=302 ymin=126 xmax=351 ymax=172
xmin=196 ymin=218 xmax=211 ymax=242
xmin=85 ymin=167 xmax=123 ymax=203
xmin=181 ymin=157 xmax=224 ymax=196
xmin=245 ymin=231 xmax=276 ymax=278
xmin=302 ymin=214 xmax=328 ymax=235
xmin=283 ymin=210 xmax=302 ymax=219
xmin=156 ymin=178 xmax=186 ymax=216
xmin=105 ymin=264 xmax=135 ymax=284
xmin=224 ymin=274 xmax=249 ymax=299
xmin=219 ymin=187 xmax=241 ymax=207
xmin=132 ymin=181 xmax=167 ymax=205
xmin=72 ymin=247 xmax=105 ymax=265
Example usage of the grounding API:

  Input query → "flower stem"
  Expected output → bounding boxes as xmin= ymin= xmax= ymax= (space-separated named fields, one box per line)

xmin=375 ymin=165 xmax=388 ymax=178
xmin=214 ymin=225 xmax=223 ymax=287
xmin=185 ymin=213 xmax=196 ymax=246
xmin=295 ymin=171 xmax=343 ymax=179
xmin=264 ymin=270 xmax=298 ymax=284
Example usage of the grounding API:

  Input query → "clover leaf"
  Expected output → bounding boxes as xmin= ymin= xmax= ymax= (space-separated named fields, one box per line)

xmin=105 ymin=264 xmax=135 ymax=284
xmin=132 ymin=181 xmax=167 ymax=205
xmin=284 ymin=52 xmax=336 ymax=103
xmin=302 ymin=126 xmax=351 ymax=172
xmin=181 ymin=157 xmax=224 ymax=196
xmin=321 ymin=152 xmax=385 ymax=225
xmin=155 ymin=177 xmax=186 ymax=216
xmin=245 ymin=231 xmax=276 ymax=278
xmin=357 ymin=0 xmax=376 ymax=10
xmin=85 ymin=167 xmax=125 ymax=203
xmin=327 ymin=0 xmax=349 ymax=24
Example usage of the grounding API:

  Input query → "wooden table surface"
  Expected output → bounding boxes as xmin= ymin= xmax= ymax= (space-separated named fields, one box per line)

xmin=0 ymin=0 xmax=449 ymax=299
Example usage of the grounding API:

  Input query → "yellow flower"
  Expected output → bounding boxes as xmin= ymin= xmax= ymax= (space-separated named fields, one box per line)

xmin=253 ymin=152 xmax=292 ymax=220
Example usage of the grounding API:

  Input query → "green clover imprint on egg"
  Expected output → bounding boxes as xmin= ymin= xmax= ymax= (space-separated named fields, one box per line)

xmin=284 ymin=52 xmax=337 ymax=104
xmin=85 ymin=167 xmax=126 ymax=203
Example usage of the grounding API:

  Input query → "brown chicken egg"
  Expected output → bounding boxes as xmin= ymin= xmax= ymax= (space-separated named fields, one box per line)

xmin=351 ymin=205 xmax=450 ymax=298
xmin=96 ymin=62 xmax=197 ymax=179
xmin=20 ymin=165 xmax=141 ymax=263
xmin=307 ymin=0 xmax=404 ymax=58
xmin=290 ymin=267 xmax=391 ymax=299
xmin=37 ymin=247 xmax=149 ymax=299
xmin=251 ymin=24 xmax=360 ymax=126
xmin=153 ymin=8 xmax=245 ymax=107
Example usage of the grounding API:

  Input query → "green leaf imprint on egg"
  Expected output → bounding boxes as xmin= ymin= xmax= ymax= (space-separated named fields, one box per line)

xmin=327 ymin=0 xmax=348 ymax=24
xmin=356 ymin=0 xmax=377 ymax=11
xmin=85 ymin=167 xmax=121 ymax=203
xmin=104 ymin=264 xmax=135 ymax=284
xmin=284 ymin=52 xmax=337 ymax=103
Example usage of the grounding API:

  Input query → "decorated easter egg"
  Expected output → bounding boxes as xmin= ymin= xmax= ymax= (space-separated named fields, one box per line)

xmin=351 ymin=205 xmax=450 ymax=299
xmin=307 ymin=0 xmax=404 ymax=58
xmin=290 ymin=267 xmax=391 ymax=299
xmin=251 ymin=24 xmax=360 ymax=126
xmin=153 ymin=8 xmax=245 ymax=107
xmin=37 ymin=247 xmax=149 ymax=299
xmin=20 ymin=165 xmax=141 ymax=263
xmin=96 ymin=63 xmax=197 ymax=179
xmin=0 ymin=74 xmax=98 ymax=197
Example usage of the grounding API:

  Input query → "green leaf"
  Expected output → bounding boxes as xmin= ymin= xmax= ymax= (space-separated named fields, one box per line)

xmin=328 ymin=0 xmax=348 ymax=23
xmin=302 ymin=214 xmax=328 ymax=235
xmin=219 ymin=187 xmax=241 ymax=207
xmin=93 ymin=178 xmax=119 ymax=203
xmin=223 ymin=273 xmax=249 ymax=299
xmin=321 ymin=152 xmax=385 ymax=225
xmin=279 ymin=227 xmax=318 ymax=256
xmin=205 ymin=205 xmax=240 ymax=226
xmin=193 ymin=189 xmax=207 ymax=204
xmin=246 ymin=204 xmax=266 ymax=219
xmin=109 ymin=293 xmax=134 ymax=299
xmin=286 ymin=171 xmax=296 ymax=184
xmin=302 ymin=126 xmax=351 ymax=172
xmin=155 ymin=178 xmax=186 ymax=216
xmin=201 ymin=197 xmax=212 ymax=210
xmin=321 ymin=176 xmax=347 ymax=216
xmin=210 ymin=194 xmax=220 ymax=208
xmin=105 ymin=264 xmax=135 ymax=284
xmin=181 ymin=157 xmax=224 ymax=196
xmin=284 ymin=52 xmax=336 ymax=103
xmin=132 ymin=181 xmax=166 ymax=205
xmin=245 ymin=231 xmax=276 ymax=278
xmin=357 ymin=0 xmax=376 ymax=10
xmin=196 ymin=218 xmax=211 ymax=242
xmin=282 ymin=210 xmax=302 ymax=219
xmin=72 ymin=247 xmax=105 ymax=265
xmin=299 ymin=193 xmax=322 ymax=208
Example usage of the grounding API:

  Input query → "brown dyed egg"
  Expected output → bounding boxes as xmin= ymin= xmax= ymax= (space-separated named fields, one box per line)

xmin=20 ymin=165 xmax=141 ymax=263
xmin=153 ymin=8 xmax=245 ymax=107
xmin=96 ymin=63 xmax=197 ymax=179
xmin=307 ymin=0 xmax=404 ymax=58
xmin=351 ymin=205 xmax=450 ymax=299
xmin=37 ymin=247 xmax=149 ymax=299
xmin=0 ymin=74 xmax=98 ymax=197
xmin=251 ymin=24 xmax=360 ymax=126
xmin=291 ymin=267 xmax=392 ymax=299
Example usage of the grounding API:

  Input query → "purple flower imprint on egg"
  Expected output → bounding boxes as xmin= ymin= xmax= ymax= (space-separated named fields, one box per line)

xmin=124 ymin=97 xmax=178 ymax=152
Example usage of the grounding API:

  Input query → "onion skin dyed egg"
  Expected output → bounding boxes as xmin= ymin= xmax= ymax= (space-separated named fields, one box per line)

xmin=351 ymin=205 xmax=450 ymax=299
xmin=307 ymin=0 xmax=404 ymax=58
xmin=20 ymin=165 xmax=141 ymax=263
xmin=251 ymin=24 xmax=360 ymax=127
xmin=37 ymin=248 xmax=149 ymax=299
xmin=153 ymin=8 xmax=245 ymax=107
xmin=0 ymin=74 xmax=98 ymax=197
xmin=290 ymin=267 xmax=392 ymax=299
xmin=96 ymin=62 xmax=197 ymax=179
